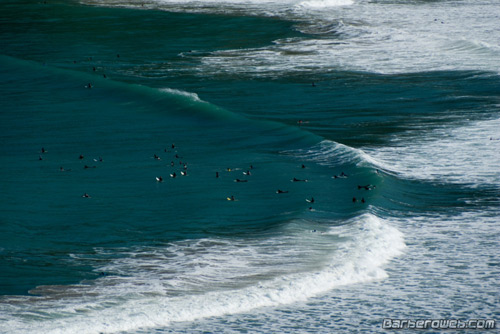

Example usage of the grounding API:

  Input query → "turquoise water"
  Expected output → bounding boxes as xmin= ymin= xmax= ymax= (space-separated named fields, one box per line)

xmin=1 ymin=0 xmax=499 ymax=333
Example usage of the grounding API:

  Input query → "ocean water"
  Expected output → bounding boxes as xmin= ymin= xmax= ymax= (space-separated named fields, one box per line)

xmin=0 ymin=0 xmax=499 ymax=333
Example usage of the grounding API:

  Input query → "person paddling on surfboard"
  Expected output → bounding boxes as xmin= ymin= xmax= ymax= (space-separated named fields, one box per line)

xmin=293 ymin=177 xmax=307 ymax=182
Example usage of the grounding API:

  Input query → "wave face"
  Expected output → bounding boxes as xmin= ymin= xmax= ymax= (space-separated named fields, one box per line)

xmin=1 ymin=0 xmax=499 ymax=333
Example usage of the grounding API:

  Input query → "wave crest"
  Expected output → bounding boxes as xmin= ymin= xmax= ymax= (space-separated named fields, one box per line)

xmin=0 ymin=214 xmax=404 ymax=334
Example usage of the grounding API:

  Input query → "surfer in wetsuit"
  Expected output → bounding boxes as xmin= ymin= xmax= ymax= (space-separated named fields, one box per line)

xmin=293 ymin=177 xmax=307 ymax=182
xmin=358 ymin=184 xmax=375 ymax=190
xmin=276 ymin=189 xmax=289 ymax=194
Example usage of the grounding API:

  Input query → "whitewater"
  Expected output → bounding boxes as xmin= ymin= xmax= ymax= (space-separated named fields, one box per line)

xmin=0 ymin=0 xmax=499 ymax=333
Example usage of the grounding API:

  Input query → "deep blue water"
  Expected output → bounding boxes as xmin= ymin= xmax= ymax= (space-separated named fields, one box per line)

xmin=1 ymin=0 xmax=499 ymax=333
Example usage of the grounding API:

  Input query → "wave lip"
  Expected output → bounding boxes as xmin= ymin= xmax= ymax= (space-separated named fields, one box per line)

xmin=0 ymin=214 xmax=405 ymax=334
xmin=363 ymin=118 xmax=500 ymax=187
xmin=296 ymin=0 xmax=354 ymax=9
xmin=285 ymin=140 xmax=392 ymax=173
xmin=159 ymin=87 xmax=205 ymax=103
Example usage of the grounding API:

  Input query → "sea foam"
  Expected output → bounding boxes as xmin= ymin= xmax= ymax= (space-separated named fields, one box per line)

xmin=0 ymin=214 xmax=405 ymax=334
xmin=363 ymin=118 xmax=500 ymax=187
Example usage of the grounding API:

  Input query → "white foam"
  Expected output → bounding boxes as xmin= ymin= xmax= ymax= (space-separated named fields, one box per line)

xmin=82 ymin=0 xmax=500 ymax=75
xmin=363 ymin=118 xmax=500 ymax=187
xmin=297 ymin=0 xmax=354 ymax=9
xmin=284 ymin=139 xmax=392 ymax=173
xmin=160 ymin=87 xmax=205 ymax=103
xmin=0 ymin=214 xmax=405 ymax=334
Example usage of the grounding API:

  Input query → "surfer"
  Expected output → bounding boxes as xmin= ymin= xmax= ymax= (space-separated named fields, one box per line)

xmin=301 ymin=164 xmax=306 ymax=169
xmin=170 ymin=172 xmax=177 ymax=178
xmin=41 ymin=147 xmax=46 ymax=154
xmin=82 ymin=193 xmax=91 ymax=198
xmin=361 ymin=198 xmax=365 ymax=203
xmin=86 ymin=83 xmax=92 ymax=89
xmin=154 ymin=154 xmax=161 ymax=160
xmin=276 ymin=189 xmax=289 ymax=194
xmin=79 ymin=154 xmax=84 ymax=160
xmin=234 ymin=179 xmax=248 ymax=183
xmin=156 ymin=176 xmax=163 ymax=182
xmin=181 ymin=171 xmax=187 ymax=176
xmin=352 ymin=197 xmax=357 ymax=203
xmin=307 ymin=197 xmax=315 ymax=203
xmin=293 ymin=177 xmax=307 ymax=182
xmin=216 ymin=172 xmax=219 ymax=178
xmin=84 ymin=165 xmax=96 ymax=169
xmin=357 ymin=184 xmax=375 ymax=190
xmin=243 ymin=170 xmax=251 ymax=176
